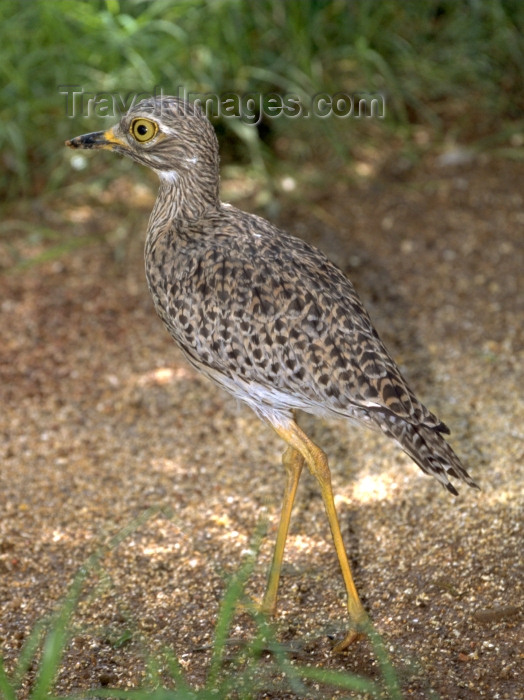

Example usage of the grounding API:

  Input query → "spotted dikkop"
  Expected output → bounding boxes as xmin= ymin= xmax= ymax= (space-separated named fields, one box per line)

xmin=67 ymin=97 xmax=478 ymax=650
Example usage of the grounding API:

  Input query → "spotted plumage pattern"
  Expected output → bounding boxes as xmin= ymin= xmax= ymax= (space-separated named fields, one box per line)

xmin=147 ymin=206 xmax=474 ymax=493
xmin=67 ymin=97 xmax=477 ymax=649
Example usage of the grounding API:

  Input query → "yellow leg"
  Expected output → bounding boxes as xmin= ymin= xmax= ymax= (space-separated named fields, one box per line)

xmin=261 ymin=445 xmax=304 ymax=616
xmin=271 ymin=419 xmax=368 ymax=651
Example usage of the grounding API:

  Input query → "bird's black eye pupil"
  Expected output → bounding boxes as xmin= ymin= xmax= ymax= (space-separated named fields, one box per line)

xmin=137 ymin=124 xmax=148 ymax=135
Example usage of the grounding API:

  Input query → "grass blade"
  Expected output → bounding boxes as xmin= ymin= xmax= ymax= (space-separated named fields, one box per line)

xmin=297 ymin=663 xmax=382 ymax=695
xmin=206 ymin=525 xmax=265 ymax=688
xmin=0 ymin=656 xmax=16 ymax=700
xmin=364 ymin=619 xmax=403 ymax=700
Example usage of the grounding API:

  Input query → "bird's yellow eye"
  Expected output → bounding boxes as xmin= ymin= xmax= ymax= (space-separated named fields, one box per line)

xmin=130 ymin=118 xmax=158 ymax=143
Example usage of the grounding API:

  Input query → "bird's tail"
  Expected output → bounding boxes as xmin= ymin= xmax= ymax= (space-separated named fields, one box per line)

xmin=372 ymin=409 xmax=479 ymax=495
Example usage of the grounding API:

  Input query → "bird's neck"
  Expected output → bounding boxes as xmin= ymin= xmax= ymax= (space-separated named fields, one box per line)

xmin=146 ymin=169 xmax=220 ymax=247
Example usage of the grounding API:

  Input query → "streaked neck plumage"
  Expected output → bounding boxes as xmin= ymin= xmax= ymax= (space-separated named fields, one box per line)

xmin=146 ymin=157 xmax=221 ymax=250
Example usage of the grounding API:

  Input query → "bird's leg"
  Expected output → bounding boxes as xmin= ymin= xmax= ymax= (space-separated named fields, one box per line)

xmin=260 ymin=445 xmax=304 ymax=616
xmin=271 ymin=419 xmax=368 ymax=651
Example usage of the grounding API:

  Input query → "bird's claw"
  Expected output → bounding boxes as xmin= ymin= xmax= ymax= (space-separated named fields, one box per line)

xmin=332 ymin=627 xmax=365 ymax=652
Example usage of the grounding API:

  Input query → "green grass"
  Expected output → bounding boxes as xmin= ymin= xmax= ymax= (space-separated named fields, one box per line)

xmin=0 ymin=516 xmax=408 ymax=700
xmin=1 ymin=0 xmax=523 ymax=199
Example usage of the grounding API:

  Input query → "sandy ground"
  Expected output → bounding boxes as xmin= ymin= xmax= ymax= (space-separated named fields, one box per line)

xmin=0 ymin=153 xmax=522 ymax=698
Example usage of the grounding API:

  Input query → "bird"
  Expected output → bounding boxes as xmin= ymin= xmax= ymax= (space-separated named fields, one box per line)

xmin=66 ymin=96 xmax=478 ymax=651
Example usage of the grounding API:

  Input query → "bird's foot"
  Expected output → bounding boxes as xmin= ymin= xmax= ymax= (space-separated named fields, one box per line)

xmin=258 ymin=589 xmax=278 ymax=618
xmin=241 ymin=593 xmax=277 ymax=619
xmin=332 ymin=608 xmax=369 ymax=652
xmin=332 ymin=626 xmax=365 ymax=652
xmin=258 ymin=601 xmax=277 ymax=618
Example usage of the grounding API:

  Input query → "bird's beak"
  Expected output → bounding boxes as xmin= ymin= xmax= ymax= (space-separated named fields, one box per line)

xmin=65 ymin=127 xmax=126 ymax=151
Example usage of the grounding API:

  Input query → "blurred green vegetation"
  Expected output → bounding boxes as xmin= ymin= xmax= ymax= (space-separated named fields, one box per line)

xmin=1 ymin=0 xmax=523 ymax=199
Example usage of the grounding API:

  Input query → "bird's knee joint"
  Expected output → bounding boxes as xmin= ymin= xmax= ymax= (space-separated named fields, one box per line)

xmin=306 ymin=446 xmax=332 ymax=484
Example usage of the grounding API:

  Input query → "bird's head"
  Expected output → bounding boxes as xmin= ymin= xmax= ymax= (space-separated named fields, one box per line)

xmin=66 ymin=97 xmax=220 ymax=192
